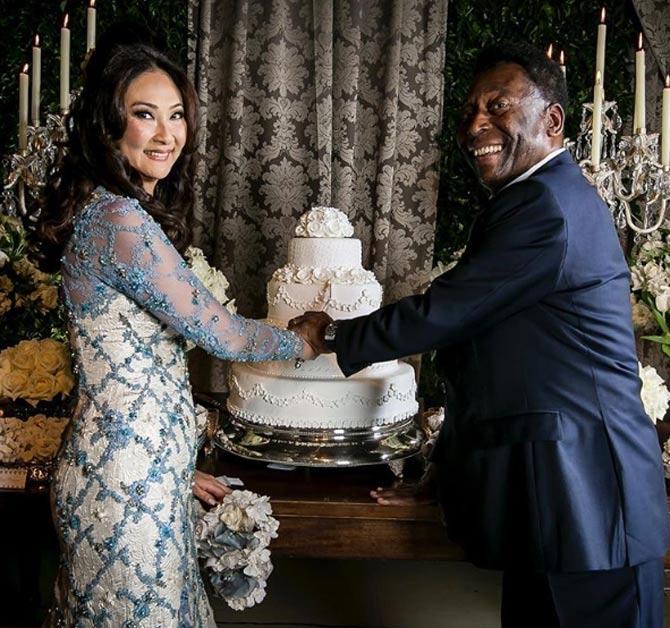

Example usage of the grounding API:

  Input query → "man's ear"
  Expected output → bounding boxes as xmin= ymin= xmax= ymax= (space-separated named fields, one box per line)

xmin=546 ymin=103 xmax=565 ymax=138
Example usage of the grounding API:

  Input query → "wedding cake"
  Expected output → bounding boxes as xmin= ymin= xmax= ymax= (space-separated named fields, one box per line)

xmin=226 ymin=207 xmax=418 ymax=431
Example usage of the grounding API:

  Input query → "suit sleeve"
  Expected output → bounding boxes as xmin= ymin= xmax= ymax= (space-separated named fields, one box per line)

xmin=334 ymin=180 xmax=568 ymax=376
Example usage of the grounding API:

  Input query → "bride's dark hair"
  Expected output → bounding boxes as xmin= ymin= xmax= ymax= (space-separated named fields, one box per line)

xmin=38 ymin=23 xmax=198 ymax=269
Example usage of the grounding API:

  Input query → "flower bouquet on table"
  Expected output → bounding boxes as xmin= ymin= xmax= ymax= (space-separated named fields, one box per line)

xmin=0 ymin=213 xmax=73 ymax=471
xmin=629 ymin=226 xmax=670 ymax=359
xmin=195 ymin=490 xmax=279 ymax=610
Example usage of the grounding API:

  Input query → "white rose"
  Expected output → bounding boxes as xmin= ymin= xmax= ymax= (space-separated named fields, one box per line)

xmin=639 ymin=363 xmax=670 ymax=423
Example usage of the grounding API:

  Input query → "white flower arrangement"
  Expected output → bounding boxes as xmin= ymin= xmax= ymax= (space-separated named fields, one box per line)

xmin=185 ymin=246 xmax=236 ymax=312
xmin=638 ymin=362 xmax=670 ymax=424
xmin=629 ymin=227 xmax=670 ymax=358
xmin=184 ymin=246 xmax=236 ymax=351
xmin=0 ymin=414 xmax=69 ymax=464
xmin=0 ymin=338 xmax=74 ymax=406
xmin=195 ymin=490 xmax=279 ymax=610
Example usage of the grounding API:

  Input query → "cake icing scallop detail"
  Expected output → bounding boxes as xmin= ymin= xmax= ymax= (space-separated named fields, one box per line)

xmin=227 ymin=206 xmax=418 ymax=430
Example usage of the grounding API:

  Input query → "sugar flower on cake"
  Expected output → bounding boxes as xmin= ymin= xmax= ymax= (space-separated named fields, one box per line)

xmin=295 ymin=206 xmax=354 ymax=238
xmin=638 ymin=362 xmax=670 ymax=423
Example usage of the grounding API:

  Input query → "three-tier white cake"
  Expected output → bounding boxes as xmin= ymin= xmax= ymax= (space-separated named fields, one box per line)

xmin=226 ymin=207 xmax=418 ymax=431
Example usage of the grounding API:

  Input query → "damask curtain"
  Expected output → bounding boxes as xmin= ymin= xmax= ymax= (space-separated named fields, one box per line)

xmin=186 ymin=0 xmax=448 ymax=389
xmin=632 ymin=0 xmax=670 ymax=134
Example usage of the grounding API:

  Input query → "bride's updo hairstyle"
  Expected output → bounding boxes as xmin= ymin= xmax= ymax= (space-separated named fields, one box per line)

xmin=38 ymin=23 xmax=198 ymax=269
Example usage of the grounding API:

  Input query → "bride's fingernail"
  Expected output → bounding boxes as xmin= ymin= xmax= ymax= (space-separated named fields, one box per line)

xmin=208 ymin=499 xmax=216 ymax=506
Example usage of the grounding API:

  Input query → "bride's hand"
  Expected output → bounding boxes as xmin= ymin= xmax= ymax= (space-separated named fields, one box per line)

xmin=192 ymin=469 xmax=231 ymax=506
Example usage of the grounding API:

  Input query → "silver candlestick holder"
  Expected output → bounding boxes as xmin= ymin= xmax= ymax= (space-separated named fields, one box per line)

xmin=568 ymin=100 xmax=670 ymax=235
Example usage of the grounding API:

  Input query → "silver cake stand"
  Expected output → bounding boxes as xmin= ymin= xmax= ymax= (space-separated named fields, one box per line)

xmin=214 ymin=410 xmax=424 ymax=467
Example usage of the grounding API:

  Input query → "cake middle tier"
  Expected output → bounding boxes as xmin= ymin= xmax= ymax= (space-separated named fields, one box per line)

xmin=288 ymin=237 xmax=361 ymax=267
xmin=267 ymin=276 xmax=382 ymax=322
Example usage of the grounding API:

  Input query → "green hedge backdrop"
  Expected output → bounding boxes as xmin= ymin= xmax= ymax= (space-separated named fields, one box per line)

xmin=0 ymin=0 xmax=643 ymax=402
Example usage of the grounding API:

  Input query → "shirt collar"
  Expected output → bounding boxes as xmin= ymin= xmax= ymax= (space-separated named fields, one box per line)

xmin=497 ymin=147 xmax=566 ymax=194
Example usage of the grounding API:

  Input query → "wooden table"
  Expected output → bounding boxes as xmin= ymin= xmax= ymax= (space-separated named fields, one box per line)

xmin=199 ymin=447 xmax=464 ymax=561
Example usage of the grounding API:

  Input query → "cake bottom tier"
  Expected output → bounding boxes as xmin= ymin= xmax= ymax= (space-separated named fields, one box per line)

xmin=227 ymin=361 xmax=418 ymax=429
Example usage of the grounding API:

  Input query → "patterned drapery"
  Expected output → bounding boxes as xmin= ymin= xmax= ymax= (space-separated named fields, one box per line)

xmin=186 ymin=0 xmax=448 ymax=389
xmin=187 ymin=0 xmax=447 ymax=311
xmin=632 ymin=0 xmax=670 ymax=135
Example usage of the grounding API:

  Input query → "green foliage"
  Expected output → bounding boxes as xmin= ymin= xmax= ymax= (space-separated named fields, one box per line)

xmin=0 ymin=0 xmax=188 ymax=158
xmin=420 ymin=0 xmax=640 ymax=405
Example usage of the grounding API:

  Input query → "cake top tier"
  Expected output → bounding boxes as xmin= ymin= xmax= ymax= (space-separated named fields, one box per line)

xmin=295 ymin=207 xmax=354 ymax=238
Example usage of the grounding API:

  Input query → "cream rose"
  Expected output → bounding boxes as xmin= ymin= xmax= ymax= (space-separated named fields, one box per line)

xmin=54 ymin=370 xmax=75 ymax=396
xmin=25 ymin=372 xmax=58 ymax=405
xmin=9 ymin=340 xmax=37 ymax=372
xmin=0 ymin=275 xmax=13 ymax=293
xmin=220 ymin=506 xmax=249 ymax=533
xmin=34 ymin=339 xmax=70 ymax=375
xmin=1 ymin=370 xmax=30 ymax=400
xmin=32 ymin=284 xmax=59 ymax=311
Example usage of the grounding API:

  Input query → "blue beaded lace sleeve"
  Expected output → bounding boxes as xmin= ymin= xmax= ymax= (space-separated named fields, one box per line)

xmin=75 ymin=195 xmax=303 ymax=362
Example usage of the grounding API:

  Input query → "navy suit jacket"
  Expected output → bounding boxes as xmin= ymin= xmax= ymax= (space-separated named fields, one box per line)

xmin=334 ymin=151 xmax=670 ymax=572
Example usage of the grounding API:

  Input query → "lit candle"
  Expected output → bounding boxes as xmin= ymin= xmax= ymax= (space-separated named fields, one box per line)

xmin=31 ymin=35 xmax=41 ymax=126
xmin=591 ymin=71 xmax=604 ymax=169
xmin=559 ymin=50 xmax=566 ymax=79
xmin=18 ymin=63 xmax=29 ymax=151
xmin=60 ymin=13 xmax=70 ymax=113
xmin=546 ymin=43 xmax=554 ymax=60
xmin=662 ymin=75 xmax=670 ymax=168
xmin=595 ymin=8 xmax=606 ymax=89
xmin=86 ymin=0 xmax=96 ymax=52
xmin=634 ymin=33 xmax=646 ymax=134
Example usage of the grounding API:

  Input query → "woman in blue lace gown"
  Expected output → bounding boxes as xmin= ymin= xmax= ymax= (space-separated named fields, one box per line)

xmin=38 ymin=28 xmax=311 ymax=626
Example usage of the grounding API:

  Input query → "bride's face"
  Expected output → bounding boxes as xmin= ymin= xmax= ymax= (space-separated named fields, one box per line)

xmin=118 ymin=69 xmax=187 ymax=195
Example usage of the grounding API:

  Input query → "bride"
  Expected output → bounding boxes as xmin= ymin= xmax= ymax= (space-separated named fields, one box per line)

xmin=38 ymin=26 xmax=313 ymax=626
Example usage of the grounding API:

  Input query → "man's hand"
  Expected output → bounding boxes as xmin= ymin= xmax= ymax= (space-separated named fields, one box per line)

xmin=192 ymin=469 xmax=231 ymax=506
xmin=370 ymin=463 xmax=437 ymax=506
xmin=288 ymin=311 xmax=334 ymax=356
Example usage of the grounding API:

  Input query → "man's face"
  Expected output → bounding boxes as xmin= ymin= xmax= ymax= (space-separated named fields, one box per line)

xmin=457 ymin=62 xmax=557 ymax=191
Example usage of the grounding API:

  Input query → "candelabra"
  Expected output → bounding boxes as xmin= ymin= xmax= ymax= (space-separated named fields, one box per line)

xmin=1 ymin=113 xmax=67 ymax=225
xmin=568 ymin=101 xmax=670 ymax=235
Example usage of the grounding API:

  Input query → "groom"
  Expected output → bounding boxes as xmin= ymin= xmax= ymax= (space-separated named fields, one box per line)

xmin=290 ymin=42 xmax=670 ymax=627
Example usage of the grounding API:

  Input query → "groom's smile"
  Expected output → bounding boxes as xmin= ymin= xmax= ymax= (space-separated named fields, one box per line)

xmin=457 ymin=61 xmax=554 ymax=192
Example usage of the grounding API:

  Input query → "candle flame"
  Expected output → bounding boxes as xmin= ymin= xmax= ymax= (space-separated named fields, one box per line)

xmin=63 ymin=13 xmax=69 ymax=28
xmin=600 ymin=7 xmax=606 ymax=24
xmin=559 ymin=50 xmax=565 ymax=65
xmin=33 ymin=34 xmax=39 ymax=47
xmin=21 ymin=63 xmax=29 ymax=74
xmin=546 ymin=43 xmax=553 ymax=59
xmin=637 ymin=32 xmax=643 ymax=51
xmin=89 ymin=0 xmax=96 ymax=7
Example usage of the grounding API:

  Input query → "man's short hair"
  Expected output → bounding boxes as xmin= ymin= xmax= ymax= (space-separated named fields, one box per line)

xmin=474 ymin=42 xmax=568 ymax=112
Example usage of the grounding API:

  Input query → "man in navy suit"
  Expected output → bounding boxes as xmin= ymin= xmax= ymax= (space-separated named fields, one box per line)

xmin=290 ymin=42 xmax=670 ymax=627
